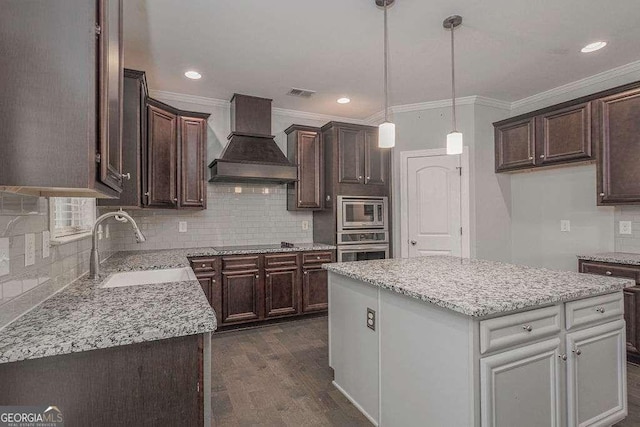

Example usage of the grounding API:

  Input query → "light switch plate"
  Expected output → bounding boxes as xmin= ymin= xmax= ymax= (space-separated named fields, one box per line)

xmin=301 ymin=220 xmax=309 ymax=231
xmin=179 ymin=221 xmax=188 ymax=233
xmin=25 ymin=233 xmax=35 ymax=266
xmin=620 ymin=221 xmax=632 ymax=235
xmin=560 ymin=220 xmax=571 ymax=232
xmin=42 ymin=231 xmax=50 ymax=259
xmin=0 ymin=238 xmax=9 ymax=276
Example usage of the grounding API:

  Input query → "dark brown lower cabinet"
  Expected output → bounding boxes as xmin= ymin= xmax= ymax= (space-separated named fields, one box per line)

xmin=579 ymin=259 xmax=640 ymax=362
xmin=265 ymin=267 xmax=298 ymax=317
xmin=302 ymin=266 xmax=329 ymax=312
xmin=221 ymin=268 xmax=261 ymax=323
xmin=0 ymin=334 xmax=205 ymax=426
xmin=190 ymin=250 xmax=334 ymax=329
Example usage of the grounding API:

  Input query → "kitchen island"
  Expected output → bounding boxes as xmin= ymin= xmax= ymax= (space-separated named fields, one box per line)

xmin=324 ymin=256 xmax=634 ymax=427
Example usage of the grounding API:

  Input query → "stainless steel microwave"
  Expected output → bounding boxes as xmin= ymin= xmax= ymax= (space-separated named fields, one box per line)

xmin=337 ymin=196 xmax=388 ymax=231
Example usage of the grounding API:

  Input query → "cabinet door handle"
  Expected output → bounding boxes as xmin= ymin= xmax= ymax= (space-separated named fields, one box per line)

xmin=121 ymin=172 xmax=131 ymax=180
xmin=255 ymin=274 xmax=259 ymax=279
xmin=366 ymin=176 xmax=370 ymax=180
xmin=599 ymin=193 xmax=605 ymax=197
xmin=522 ymin=324 xmax=533 ymax=332
xmin=573 ymin=348 xmax=582 ymax=356
xmin=174 ymin=198 xmax=178 ymax=202
xmin=596 ymin=307 xmax=606 ymax=313
xmin=528 ymin=156 xmax=533 ymax=160
xmin=539 ymin=155 xmax=545 ymax=159
xmin=605 ymin=271 xmax=612 ymax=276
xmin=144 ymin=192 xmax=150 ymax=196
xmin=200 ymin=198 xmax=204 ymax=202
xmin=410 ymin=240 xmax=417 ymax=246
xmin=266 ymin=274 xmax=270 ymax=278
xmin=212 ymin=280 xmax=216 ymax=283
xmin=201 ymin=264 xmax=206 ymax=268
xmin=359 ymin=175 xmax=363 ymax=180
xmin=558 ymin=354 xmax=567 ymax=361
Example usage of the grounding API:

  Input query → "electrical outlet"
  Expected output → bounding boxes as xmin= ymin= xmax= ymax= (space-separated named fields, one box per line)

xmin=560 ymin=220 xmax=571 ymax=232
xmin=42 ymin=231 xmax=50 ymax=259
xmin=25 ymin=233 xmax=35 ymax=266
xmin=105 ymin=224 xmax=110 ymax=239
xmin=620 ymin=221 xmax=632 ymax=235
xmin=0 ymin=238 xmax=9 ymax=276
xmin=367 ymin=308 xmax=376 ymax=331
xmin=179 ymin=221 xmax=188 ymax=233
xmin=97 ymin=224 xmax=103 ymax=240
xmin=301 ymin=220 xmax=309 ymax=231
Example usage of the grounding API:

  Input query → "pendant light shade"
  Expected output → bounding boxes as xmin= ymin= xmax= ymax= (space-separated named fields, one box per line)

xmin=379 ymin=121 xmax=396 ymax=148
xmin=444 ymin=15 xmax=463 ymax=155
xmin=446 ymin=131 xmax=463 ymax=155
xmin=377 ymin=0 xmax=395 ymax=148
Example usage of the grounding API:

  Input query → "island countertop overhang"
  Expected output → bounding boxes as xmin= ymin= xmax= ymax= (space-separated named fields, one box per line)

xmin=323 ymin=255 xmax=635 ymax=318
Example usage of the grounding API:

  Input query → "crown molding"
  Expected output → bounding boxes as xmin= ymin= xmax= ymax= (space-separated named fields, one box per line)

xmin=149 ymin=90 xmax=230 ymax=108
xmin=511 ymin=60 xmax=640 ymax=112
xmin=364 ymin=95 xmax=511 ymax=124
xmin=271 ymin=107 xmax=366 ymax=124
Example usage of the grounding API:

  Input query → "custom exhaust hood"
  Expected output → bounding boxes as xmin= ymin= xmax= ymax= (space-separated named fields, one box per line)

xmin=208 ymin=94 xmax=297 ymax=184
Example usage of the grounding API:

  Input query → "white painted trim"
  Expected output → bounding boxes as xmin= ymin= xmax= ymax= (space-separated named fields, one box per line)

xmin=332 ymin=381 xmax=379 ymax=427
xmin=399 ymin=147 xmax=471 ymax=259
xmin=511 ymin=59 xmax=640 ymax=112
xmin=149 ymin=90 xmax=366 ymax=124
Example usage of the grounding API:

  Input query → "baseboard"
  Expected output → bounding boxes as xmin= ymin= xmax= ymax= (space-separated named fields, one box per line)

xmin=332 ymin=380 xmax=379 ymax=427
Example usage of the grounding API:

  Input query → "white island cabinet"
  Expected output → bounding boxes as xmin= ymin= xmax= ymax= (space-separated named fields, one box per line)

xmin=324 ymin=256 xmax=633 ymax=427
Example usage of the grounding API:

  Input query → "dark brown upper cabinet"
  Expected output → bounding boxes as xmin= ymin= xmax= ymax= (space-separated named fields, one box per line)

xmin=320 ymin=122 xmax=390 ymax=199
xmin=364 ymin=129 xmax=387 ymax=186
xmin=144 ymin=98 xmax=209 ymax=209
xmin=596 ymin=85 xmax=640 ymax=205
xmin=286 ymin=125 xmax=323 ymax=210
xmin=99 ymin=69 xmax=148 ymax=208
xmin=536 ymin=101 xmax=592 ymax=166
xmin=0 ymin=0 xmax=124 ymax=198
xmin=495 ymin=117 xmax=536 ymax=172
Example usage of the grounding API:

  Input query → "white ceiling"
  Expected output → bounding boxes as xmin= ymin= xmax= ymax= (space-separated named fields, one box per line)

xmin=124 ymin=0 xmax=640 ymax=119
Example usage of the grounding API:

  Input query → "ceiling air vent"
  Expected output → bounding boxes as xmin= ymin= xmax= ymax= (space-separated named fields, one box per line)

xmin=287 ymin=88 xmax=316 ymax=98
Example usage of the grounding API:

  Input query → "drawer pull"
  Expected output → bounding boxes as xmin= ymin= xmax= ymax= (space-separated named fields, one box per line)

xmin=596 ymin=307 xmax=606 ymax=314
xmin=202 ymin=264 xmax=206 ymax=268
xmin=605 ymin=271 xmax=612 ymax=276
xmin=522 ymin=325 xmax=533 ymax=332
xmin=317 ymin=256 xmax=321 ymax=260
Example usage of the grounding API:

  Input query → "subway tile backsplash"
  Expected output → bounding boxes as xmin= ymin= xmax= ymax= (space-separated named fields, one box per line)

xmin=0 ymin=192 xmax=115 ymax=327
xmin=105 ymin=183 xmax=314 ymax=251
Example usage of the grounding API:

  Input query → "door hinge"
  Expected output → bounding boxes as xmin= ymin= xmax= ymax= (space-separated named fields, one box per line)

xmin=95 ymin=24 xmax=101 ymax=35
xmin=460 ymin=227 xmax=463 ymax=235
xmin=457 ymin=166 xmax=462 ymax=176
xmin=95 ymin=153 xmax=101 ymax=163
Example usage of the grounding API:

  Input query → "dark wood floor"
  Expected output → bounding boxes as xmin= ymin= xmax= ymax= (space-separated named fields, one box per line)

xmin=211 ymin=316 xmax=371 ymax=426
xmin=212 ymin=316 xmax=640 ymax=427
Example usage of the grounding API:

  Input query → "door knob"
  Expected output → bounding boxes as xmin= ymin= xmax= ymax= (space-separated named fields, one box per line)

xmin=410 ymin=240 xmax=417 ymax=246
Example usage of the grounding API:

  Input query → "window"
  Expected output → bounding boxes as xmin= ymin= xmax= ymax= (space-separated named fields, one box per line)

xmin=49 ymin=197 xmax=96 ymax=240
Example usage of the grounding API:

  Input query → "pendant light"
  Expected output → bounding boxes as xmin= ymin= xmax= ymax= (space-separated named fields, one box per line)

xmin=376 ymin=0 xmax=395 ymax=148
xmin=443 ymin=15 xmax=463 ymax=155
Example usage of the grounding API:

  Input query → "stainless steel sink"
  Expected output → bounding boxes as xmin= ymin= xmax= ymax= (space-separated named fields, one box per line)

xmin=101 ymin=268 xmax=196 ymax=288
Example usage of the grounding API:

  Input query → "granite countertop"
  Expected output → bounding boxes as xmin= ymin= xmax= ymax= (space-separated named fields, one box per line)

xmin=323 ymin=256 xmax=635 ymax=318
xmin=578 ymin=252 xmax=640 ymax=266
xmin=0 ymin=243 xmax=336 ymax=364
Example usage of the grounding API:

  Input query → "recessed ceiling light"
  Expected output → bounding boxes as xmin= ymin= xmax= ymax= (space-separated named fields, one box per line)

xmin=184 ymin=70 xmax=202 ymax=80
xmin=337 ymin=97 xmax=351 ymax=104
xmin=581 ymin=41 xmax=607 ymax=53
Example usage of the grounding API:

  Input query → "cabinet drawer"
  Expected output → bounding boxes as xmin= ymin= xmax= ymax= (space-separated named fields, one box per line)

xmin=580 ymin=261 xmax=640 ymax=283
xmin=222 ymin=255 xmax=260 ymax=271
xmin=189 ymin=257 xmax=217 ymax=274
xmin=565 ymin=292 xmax=624 ymax=330
xmin=303 ymin=251 xmax=333 ymax=265
xmin=480 ymin=306 xmax=562 ymax=354
xmin=264 ymin=253 xmax=298 ymax=268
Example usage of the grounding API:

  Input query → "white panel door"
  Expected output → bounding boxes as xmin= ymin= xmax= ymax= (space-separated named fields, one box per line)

xmin=406 ymin=155 xmax=461 ymax=257
xmin=566 ymin=320 xmax=627 ymax=427
xmin=480 ymin=338 xmax=562 ymax=427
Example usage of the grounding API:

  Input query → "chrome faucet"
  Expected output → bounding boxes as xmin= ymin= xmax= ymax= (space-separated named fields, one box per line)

xmin=89 ymin=210 xmax=146 ymax=279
